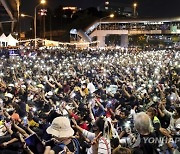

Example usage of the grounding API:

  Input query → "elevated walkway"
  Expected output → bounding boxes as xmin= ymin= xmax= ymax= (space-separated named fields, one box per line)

xmin=84 ymin=17 xmax=180 ymax=47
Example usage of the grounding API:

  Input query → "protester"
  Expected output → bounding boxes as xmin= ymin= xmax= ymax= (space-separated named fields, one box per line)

xmin=0 ymin=47 xmax=179 ymax=154
xmin=44 ymin=116 xmax=80 ymax=154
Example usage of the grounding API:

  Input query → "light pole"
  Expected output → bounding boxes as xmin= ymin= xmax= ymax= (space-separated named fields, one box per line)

xmin=133 ymin=3 xmax=137 ymax=17
xmin=21 ymin=14 xmax=34 ymax=40
xmin=99 ymin=14 xmax=114 ymax=30
xmin=15 ymin=0 xmax=20 ymax=41
xmin=34 ymin=0 xmax=46 ymax=48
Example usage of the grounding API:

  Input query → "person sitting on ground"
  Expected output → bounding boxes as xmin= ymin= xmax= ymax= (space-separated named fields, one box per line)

xmin=45 ymin=116 xmax=81 ymax=154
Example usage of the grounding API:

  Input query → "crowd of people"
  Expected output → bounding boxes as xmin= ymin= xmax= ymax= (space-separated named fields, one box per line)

xmin=0 ymin=47 xmax=179 ymax=154
xmin=95 ymin=23 xmax=178 ymax=31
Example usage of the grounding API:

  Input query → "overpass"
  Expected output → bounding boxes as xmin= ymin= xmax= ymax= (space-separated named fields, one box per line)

xmin=78 ymin=17 xmax=180 ymax=47
xmin=0 ymin=0 xmax=19 ymax=33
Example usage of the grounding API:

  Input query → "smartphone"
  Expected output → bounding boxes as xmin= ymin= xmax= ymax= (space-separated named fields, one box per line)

xmin=25 ymin=134 xmax=45 ymax=154
xmin=5 ymin=121 xmax=11 ymax=129
xmin=23 ymin=117 xmax=28 ymax=126
xmin=45 ymin=140 xmax=55 ymax=147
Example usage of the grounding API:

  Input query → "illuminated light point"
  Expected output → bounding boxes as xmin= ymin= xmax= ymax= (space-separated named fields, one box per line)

xmin=40 ymin=0 xmax=46 ymax=4
xmin=109 ymin=14 xmax=114 ymax=18
xmin=133 ymin=3 xmax=137 ymax=7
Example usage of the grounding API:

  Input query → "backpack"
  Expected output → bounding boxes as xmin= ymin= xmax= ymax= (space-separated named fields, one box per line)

xmin=58 ymin=138 xmax=80 ymax=154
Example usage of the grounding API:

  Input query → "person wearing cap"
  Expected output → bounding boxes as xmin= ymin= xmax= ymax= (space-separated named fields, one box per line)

xmin=4 ymin=93 xmax=14 ymax=106
xmin=45 ymin=116 xmax=80 ymax=154
xmin=4 ymin=93 xmax=13 ymax=99
xmin=6 ymin=84 xmax=15 ymax=94
xmin=46 ymin=91 xmax=54 ymax=98
xmin=8 ymin=84 xmax=14 ymax=88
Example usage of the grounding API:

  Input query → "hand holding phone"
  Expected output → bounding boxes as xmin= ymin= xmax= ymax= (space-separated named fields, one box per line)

xmin=45 ymin=140 xmax=55 ymax=147
xmin=25 ymin=134 xmax=45 ymax=153
xmin=23 ymin=117 xmax=28 ymax=126
xmin=4 ymin=121 xmax=11 ymax=129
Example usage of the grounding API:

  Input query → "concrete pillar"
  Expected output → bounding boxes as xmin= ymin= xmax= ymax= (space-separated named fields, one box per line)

xmin=121 ymin=34 xmax=128 ymax=47
xmin=97 ymin=35 xmax=106 ymax=47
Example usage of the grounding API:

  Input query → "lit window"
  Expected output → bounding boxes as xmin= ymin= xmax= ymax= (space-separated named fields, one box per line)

xmin=105 ymin=1 xmax=109 ymax=5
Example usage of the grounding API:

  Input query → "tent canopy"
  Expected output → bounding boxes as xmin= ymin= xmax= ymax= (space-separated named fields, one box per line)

xmin=0 ymin=33 xmax=8 ymax=42
xmin=0 ymin=33 xmax=8 ymax=47
xmin=7 ymin=34 xmax=18 ymax=46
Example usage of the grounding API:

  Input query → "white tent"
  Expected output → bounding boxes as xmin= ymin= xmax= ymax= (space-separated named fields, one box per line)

xmin=0 ymin=33 xmax=8 ymax=47
xmin=7 ymin=34 xmax=18 ymax=46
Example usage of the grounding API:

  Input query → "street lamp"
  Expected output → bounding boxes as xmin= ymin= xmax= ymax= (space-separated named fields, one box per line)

xmin=34 ymin=0 xmax=46 ymax=48
xmin=99 ymin=14 xmax=114 ymax=30
xmin=21 ymin=14 xmax=34 ymax=19
xmin=133 ymin=3 xmax=137 ymax=17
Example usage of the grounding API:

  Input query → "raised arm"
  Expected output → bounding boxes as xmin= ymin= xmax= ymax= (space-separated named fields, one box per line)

xmin=122 ymin=84 xmax=131 ymax=98
xmin=45 ymin=78 xmax=55 ymax=88
xmin=53 ymin=77 xmax=63 ymax=88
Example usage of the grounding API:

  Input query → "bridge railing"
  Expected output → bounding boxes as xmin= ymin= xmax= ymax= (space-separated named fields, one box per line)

xmin=86 ymin=22 xmax=180 ymax=36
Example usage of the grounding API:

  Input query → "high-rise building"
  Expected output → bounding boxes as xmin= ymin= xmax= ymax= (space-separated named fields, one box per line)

xmin=98 ymin=0 xmax=133 ymax=17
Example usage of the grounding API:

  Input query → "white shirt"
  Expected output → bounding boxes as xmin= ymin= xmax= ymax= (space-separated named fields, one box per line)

xmin=82 ymin=130 xmax=111 ymax=154
xmin=87 ymin=82 xmax=96 ymax=94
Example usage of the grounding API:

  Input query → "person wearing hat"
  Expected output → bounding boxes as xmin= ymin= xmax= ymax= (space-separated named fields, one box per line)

xmin=45 ymin=116 xmax=80 ymax=154
xmin=4 ymin=93 xmax=14 ymax=106
xmin=4 ymin=93 xmax=13 ymax=99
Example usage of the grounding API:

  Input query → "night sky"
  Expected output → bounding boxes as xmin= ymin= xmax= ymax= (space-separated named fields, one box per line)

xmin=21 ymin=0 xmax=180 ymax=18
xmin=20 ymin=0 xmax=180 ymax=31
